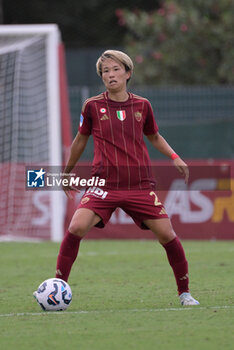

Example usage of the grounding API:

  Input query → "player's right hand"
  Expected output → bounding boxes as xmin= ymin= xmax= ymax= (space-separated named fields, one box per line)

xmin=62 ymin=174 xmax=80 ymax=199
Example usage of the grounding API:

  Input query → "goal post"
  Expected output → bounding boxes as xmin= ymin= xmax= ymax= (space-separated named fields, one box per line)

xmin=0 ymin=24 xmax=67 ymax=242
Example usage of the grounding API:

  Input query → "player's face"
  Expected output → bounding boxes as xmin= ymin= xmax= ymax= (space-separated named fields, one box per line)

xmin=101 ymin=58 xmax=131 ymax=92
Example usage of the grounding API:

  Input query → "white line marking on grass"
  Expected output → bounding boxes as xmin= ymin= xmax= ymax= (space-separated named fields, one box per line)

xmin=0 ymin=305 xmax=234 ymax=318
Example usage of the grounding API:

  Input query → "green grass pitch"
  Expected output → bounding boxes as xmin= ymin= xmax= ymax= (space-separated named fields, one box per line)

xmin=0 ymin=240 xmax=233 ymax=350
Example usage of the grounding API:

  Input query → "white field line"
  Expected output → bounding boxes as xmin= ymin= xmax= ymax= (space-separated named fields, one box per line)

xmin=0 ymin=305 xmax=234 ymax=318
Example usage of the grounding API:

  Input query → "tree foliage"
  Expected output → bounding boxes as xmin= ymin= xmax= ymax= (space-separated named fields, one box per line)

xmin=117 ymin=0 xmax=234 ymax=85
xmin=2 ymin=0 xmax=159 ymax=47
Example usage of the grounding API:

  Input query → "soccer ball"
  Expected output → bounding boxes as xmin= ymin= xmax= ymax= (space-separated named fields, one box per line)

xmin=33 ymin=278 xmax=72 ymax=311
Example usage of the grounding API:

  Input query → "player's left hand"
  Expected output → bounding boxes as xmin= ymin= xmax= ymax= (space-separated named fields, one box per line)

xmin=173 ymin=157 xmax=189 ymax=184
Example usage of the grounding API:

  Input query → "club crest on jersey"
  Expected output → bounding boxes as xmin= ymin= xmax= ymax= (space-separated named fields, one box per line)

xmin=116 ymin=110 xmax=126 ymax=121
xmin=135 ymin=111 xmax=142 ymax=122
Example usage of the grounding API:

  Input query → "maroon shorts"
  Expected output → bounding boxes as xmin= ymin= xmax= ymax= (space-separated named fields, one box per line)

xmin=77 ymin=187 xmax=168 ymax=229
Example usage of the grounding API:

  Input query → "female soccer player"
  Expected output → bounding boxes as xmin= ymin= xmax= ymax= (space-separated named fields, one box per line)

xmin=55 ymin=50 xmax=199 ymax=306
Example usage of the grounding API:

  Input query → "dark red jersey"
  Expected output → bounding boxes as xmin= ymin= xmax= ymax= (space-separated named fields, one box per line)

xmin=79 ymin=91 xmax=159 ymax=189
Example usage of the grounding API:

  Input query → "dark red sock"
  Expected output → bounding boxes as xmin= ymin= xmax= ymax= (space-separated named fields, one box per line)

xmin=163 ymin=236 xmax=189 ymax=295
xmin=56 ymin=231 xmax=82 ymax=282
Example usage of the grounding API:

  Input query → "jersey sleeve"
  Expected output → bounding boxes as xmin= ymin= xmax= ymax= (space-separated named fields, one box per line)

xmin=143 ymin=100 xmax=159 ymax=135
xmin=78 ymin=100 xmax=92 ymax=135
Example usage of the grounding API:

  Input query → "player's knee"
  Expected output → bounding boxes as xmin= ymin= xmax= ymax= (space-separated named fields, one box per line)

xmin=157 ymin=228 xmax=176 ymax=245
xmin=68 ymin=221 xmax=88 ymax=237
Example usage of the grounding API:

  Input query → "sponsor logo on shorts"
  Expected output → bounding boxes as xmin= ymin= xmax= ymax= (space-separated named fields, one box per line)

xmin=86 ymin=186 xmax=108 ymax=199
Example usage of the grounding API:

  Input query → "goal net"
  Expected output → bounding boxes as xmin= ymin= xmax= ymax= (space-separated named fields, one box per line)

xmin=0 ymin=25 xmax=67 ymax=242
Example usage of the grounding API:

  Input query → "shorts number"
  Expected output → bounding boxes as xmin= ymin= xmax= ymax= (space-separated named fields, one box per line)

xmin=150 ymin=191 xmax=162 ymax=206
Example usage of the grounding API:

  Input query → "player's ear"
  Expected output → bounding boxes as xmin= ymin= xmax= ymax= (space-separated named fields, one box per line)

xmin=126 ymin=71 xmax=131 ymax=81
xmin=126 ymin=71 xmax=132 ymax=84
